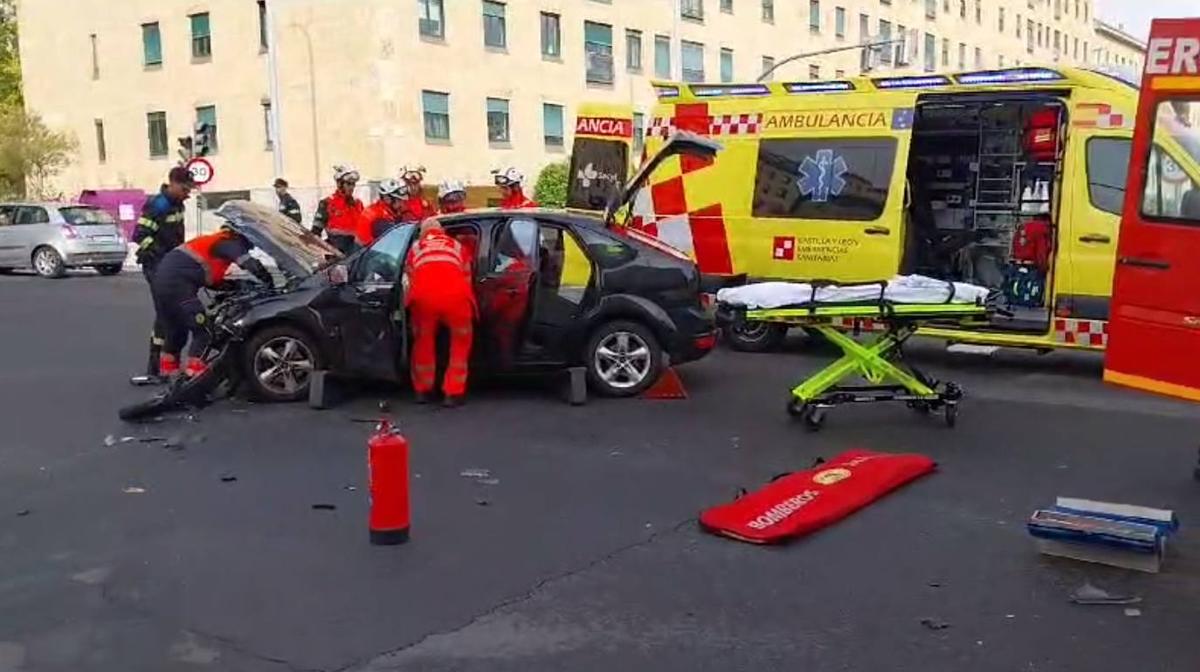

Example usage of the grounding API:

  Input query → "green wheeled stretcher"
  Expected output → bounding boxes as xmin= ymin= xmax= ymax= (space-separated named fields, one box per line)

xmin=723 ymin=300 xmax=989 ymax=431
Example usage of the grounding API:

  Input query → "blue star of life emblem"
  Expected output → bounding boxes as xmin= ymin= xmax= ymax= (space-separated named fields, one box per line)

xmin=797 ymin=149 xmax=848 ymax=203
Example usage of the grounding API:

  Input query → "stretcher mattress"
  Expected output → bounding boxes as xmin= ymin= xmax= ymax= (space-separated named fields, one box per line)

xmin=715 ymin=275 xmax=990 ymax=310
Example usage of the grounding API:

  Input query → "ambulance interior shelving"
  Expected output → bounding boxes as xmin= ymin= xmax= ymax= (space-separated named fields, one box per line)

xmin=903 ymin=94 xmax=1064 ymax=332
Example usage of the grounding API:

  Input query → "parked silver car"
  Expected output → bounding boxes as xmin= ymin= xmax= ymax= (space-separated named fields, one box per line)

xmin=0 ymin=202 xmax=128 ymax=278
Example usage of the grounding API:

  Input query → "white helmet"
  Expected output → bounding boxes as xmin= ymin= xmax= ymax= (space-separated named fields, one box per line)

xmin=401 ymin=165 xmax=427 ymax=182
xmin=438 ymin=179 xmax=466 ymax=199
xmin=378 ymin=178 xmax=406 ymax=198
xmin=492 ymin=167 xmax=524 ymax=187
xmin=333 ymin=164 xmax=360 ymax=183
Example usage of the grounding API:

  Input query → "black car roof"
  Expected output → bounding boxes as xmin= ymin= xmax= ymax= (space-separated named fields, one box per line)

xmin=437 ymin=208 xmax=606 ymax=231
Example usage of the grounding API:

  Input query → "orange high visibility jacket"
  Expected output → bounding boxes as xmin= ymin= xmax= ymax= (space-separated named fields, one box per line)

xmin=180 ymin=231 xmax=238 ymax=286
xmin=357 ymin=200 xmax=403 ymax=246
xmin=316 ymin=191 xmax=364 ymax=236
xmin=405 ymin=230 xmax=473 ymax=306
xmin=402 ymin=195 xmax=436 ymax=223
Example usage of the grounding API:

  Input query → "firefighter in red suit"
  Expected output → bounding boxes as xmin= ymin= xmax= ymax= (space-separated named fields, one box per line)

xmin=400 ymin=166 xmax=435 ymax=223
xmin=437 ymin=179 xmax=467 ymax=214
xmin=486 ymin=222 xmax=535 ymax=369
xmin=405 ymin=219 xmax=475 ymax=407
xmin=357 ymin=179 xmax=408 ymax=246
xmin=152 ymin=227 xmax=274 ymax=377
xmin=493 ymin=167 xmax=538 ymax=209
xmin=312 ymin=165 xmax=364 ymax=255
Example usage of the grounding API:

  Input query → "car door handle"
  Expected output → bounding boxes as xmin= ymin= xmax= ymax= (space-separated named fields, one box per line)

xmin=863 ymin=226 xmax=892 ymax=236
xmin=1078 ymin=233 xmax=1111 ymax=244
xmin=1118 ymin=256 xmax=1170 ymax=270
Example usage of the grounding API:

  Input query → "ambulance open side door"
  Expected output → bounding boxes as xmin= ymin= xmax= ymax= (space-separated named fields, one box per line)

xmin=1104 ymin=17 xmax=1200 ymax=401
xmin=567 ymin=103 xmax=634 ymax=212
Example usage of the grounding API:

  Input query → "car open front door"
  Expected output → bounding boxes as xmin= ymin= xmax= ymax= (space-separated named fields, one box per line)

xmin=1104 ymin=17 xmax=1200 ymax=401
xmin=334 ymin=226 xmax=415 ymax=381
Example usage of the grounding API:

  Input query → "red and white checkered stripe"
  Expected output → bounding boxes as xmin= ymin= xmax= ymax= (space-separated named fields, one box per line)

xmin=648 ymin=117 xmax=676 ymax=139
xmin=709 ymin=113 xmax=762 ymax=136
xmin=829 ymin=317 xmax=886 ymax=332
xmin=1054 ymin=318 xmax=1108 ymax=348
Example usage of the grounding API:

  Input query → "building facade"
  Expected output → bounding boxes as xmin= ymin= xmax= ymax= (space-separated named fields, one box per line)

xmin=18 ymin=0 xmax=1146 ymax=201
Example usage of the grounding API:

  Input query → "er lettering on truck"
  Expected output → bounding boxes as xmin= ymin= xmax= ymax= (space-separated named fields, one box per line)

xmin=1146 ymin=37 xmax=1200 ymax=75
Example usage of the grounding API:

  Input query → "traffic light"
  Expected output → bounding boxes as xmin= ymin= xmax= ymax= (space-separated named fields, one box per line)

xmin=193 ymin=122 xmax=214 ymax=158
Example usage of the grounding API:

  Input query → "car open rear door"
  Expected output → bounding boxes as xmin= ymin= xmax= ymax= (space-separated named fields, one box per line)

xmin=1104 ymin=17 xmax=1200 ymax=401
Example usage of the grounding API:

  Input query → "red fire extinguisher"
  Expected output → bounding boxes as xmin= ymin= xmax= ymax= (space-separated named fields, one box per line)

xmin=368 ymin=420 xmax=410 ymax=545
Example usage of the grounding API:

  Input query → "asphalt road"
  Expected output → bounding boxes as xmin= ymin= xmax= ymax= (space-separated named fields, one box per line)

xmin=2 ymin=270 xmax=1199 ymax=672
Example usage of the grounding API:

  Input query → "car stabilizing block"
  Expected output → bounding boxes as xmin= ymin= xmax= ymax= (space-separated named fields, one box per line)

xmin=565 ymin=366 xmax=587 ymax=406
xmin=309 ymin=370 xmax=341 ymax=410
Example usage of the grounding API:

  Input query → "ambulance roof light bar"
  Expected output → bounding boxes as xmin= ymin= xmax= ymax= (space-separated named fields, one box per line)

xmin=872 ymin=75 xmax=952 ymax=90
xmin=654 ymin=84 xmax=681 ymax=99
xmin=955 ymin=67 xmax=1066 ymax=85
xmin=690 ymin=83 xmax=772 ymax=97
xmin=783 ymin=81 xmax=857 ymax=94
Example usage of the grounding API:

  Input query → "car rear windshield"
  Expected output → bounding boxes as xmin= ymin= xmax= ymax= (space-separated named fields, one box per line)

xmin=60 ymin=207 xmax=117 ymax=226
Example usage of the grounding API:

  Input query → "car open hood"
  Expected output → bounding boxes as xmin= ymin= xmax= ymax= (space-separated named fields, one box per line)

xmin=214 ymin=201 xmax=342 ymax=279
xmin=604 ymin=131 xmax=722 ymax=227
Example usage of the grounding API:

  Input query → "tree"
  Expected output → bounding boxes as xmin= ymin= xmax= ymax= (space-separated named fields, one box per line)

xmin=0 ymin=0 xmax=76 ymax=199
xmin=533 ymin=160 xmax=569 ymax=209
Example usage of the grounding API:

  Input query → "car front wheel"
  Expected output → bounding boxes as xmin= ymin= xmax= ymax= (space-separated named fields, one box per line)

xmin=32 ymin=247 xmax=66 ymax=279
xmin=585 ymin=320 xmax=663 ymax=398
xmin=241 ymin=325 xmax=323 ymax=402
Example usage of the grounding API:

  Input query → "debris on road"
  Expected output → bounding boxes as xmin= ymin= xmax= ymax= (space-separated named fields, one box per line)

xmin=920 ymin=617 xmax=951 ymax=630
xmin=15 ymin=509 xmax=30 ymax=517
xmin=311 ymin=503 xmax=337 ymax=511
xmin=475 ymin=498 xmax=490 ymax=507
xmin=1070 ymin=582 xmax=1142 ymax=606
xmin=344 ymin=485 xmax=358 ymax=492
xmin=138 ymin=437 xmax=166 ymax=444
xmin=1029 ymin=497 xmax=1178 ymax=573
xmin=103 ymin=434 xmax=116 ymax=447
xmin=478 ymin=478 xmax=500 ymax=485
xmin=1124 ymin=608 xmax=1142 ymax=617
xmin=219 ymin=475 xmax=238 ymax=483
xmin=122 ymin=487 xmax=147 ymax=494
xmin=460 ymin=468 xmax=492 ymax=479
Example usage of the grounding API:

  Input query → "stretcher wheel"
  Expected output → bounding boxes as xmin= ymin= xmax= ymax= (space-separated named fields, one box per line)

xmin=944 ymin=403 xmax=958 ymax=428
xmin=787 ymin=398 xmax=805 ymax=418
xmin=803 ymin=406 xmax=826 ymax=432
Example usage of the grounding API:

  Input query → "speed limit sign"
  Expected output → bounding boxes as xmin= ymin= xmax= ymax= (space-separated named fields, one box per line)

xmin=185 ymin=157 xmax=215 ymax=186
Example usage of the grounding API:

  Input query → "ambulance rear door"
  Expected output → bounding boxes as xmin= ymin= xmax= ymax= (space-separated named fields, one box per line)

xmin=747 ymin=91 xmax=916 ymax=282
xmin=567 ymin=103 xmax=634 ymax=211
xmin=1104 ymin=18 xmax=1200 ymax=401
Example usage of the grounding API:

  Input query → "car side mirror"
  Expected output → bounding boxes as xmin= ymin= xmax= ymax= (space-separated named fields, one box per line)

xmin=327 ymin=264 xmax=349 ymax=286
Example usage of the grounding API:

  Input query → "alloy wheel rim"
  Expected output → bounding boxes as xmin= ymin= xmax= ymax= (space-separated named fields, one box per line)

xmin=254 ymin=336 xmax=315 ymax=395
xmin=594 ymin=331 xmax=652 ymax=389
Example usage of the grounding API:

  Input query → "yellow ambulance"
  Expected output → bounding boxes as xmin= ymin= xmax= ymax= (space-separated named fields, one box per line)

xmin=570 ymin=67 xmax=1200 ymax=352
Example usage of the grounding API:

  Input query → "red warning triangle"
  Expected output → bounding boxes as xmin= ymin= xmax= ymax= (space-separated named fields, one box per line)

xmin=642 ymin=368 xmax=688 ymax=400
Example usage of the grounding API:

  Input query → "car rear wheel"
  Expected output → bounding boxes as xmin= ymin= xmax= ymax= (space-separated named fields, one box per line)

xmin=95 ymin=264 xmax=123 ymax=276
xmin=242 ymin=325 xmax=323 ymax=402
xmin=722 ymin=320 xmax=786 ymax=352
xmin=32 ymin=247 xmax=65 ymax=279
xmin=585 ymin=320 xmax=663 ymax=398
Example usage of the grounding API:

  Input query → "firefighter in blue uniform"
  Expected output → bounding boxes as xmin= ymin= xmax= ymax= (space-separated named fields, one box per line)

xmin=130 ymin=166 xmax=195 ymax=384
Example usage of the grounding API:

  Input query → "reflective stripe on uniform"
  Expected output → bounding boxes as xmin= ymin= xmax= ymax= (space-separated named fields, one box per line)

xmin=138 ymin=237 xmax=156 ymax=250
xmin=138 ymin=216 xmax=159 ymax=231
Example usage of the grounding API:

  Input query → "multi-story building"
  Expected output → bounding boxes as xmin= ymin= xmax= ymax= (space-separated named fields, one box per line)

xmin=18 ymin=0 xmax=1146 ymax=203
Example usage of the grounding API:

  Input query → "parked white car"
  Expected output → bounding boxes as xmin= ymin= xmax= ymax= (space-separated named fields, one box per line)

xmin=0 ymin=202 xmax=128 ymax=278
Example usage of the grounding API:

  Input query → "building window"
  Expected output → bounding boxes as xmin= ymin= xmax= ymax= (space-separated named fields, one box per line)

xmin=258 ymin=1 xmax=268 ymax=51
xmin=633 ymin=112 xmax=645 ymax=154
xmin=654 ymin=35 xmax=671 ymax=78
xmin=262 ymin=100 xmax=274 ymax=150
xmin=958 ymin=42 xmax=965 ymax=69
xmin=809 ymin=64 xmax=820 ymax=80
xmin=762 ymin=0 xmax=774 ymax=23
xmin=959 ymin=0 xmax=965 ymax=19
xmin=1075 ymin=0 xmax=1080 ymax=18
xmin=1053 ymin=30 xmax=1060 ymax=52
xmin=835 ymin=68 xmax=845 ymax=77
xmin=721 ymin=0 xmax=733 ymax=13
xmin=147 ymin=112 xmax=168 ymax=158
xmin=998 ymin=8 xmax=1005 ymax=32
xmin=419 ymin=0 xmax=445 ymax=39
xmin=1027 ymin=20 xmax=1034 ymax=53
xmin=941 ymin=38 xmax=949 ymax=66
xmin=1017 ymin=14 xmax=1022 ymax=37
xmin=543 ymin=103 xmax=564 ymax=148
xmin=925 ymin=0 xmax=936 ymax=18
xmin=1083 ymin=2 xmax=1088 ymax=21
xmin=720 ymin=48 xmax=734 ymax=82
xmin=761 ymin=55 xmax=775 ymax=80
xmin=898 ymin=24 xmax=907 ymax=62
xmin=196 ymin=105 xmax=218 ymax=154
xmin=627 ymin=30 xmax=643 ymax=71
xmin=924 ymin=33 xmax=935 ymax=71
xmin=479 ymin=98 xmax=510 ymax=146
xmin=974 ymin=47 xmax=982 ymax=68
xmin=89 ymin=34 xmax=99 ymax=79
xmin=681 ymin=0 xmax=704 ymax=20
xmin=1083 ymin=40 xmax=1088 ymax=62
xmin=1073 ymin=37 xmax=1079 ymax=59
xmin=681 ymin=41 xmax=705 ymax=82
xmin=422 ymin=90 xmax=450 ymax=141
xmin=999 ymin=54 xmax=1005 ymax=67
xmin=541 ymin=12 xmax=561 ymax=57
xmin=835 ymin=7 xmax=845 ymax=38
xmin=878 ymin=20 xmax=892 ymax=63
xmin=94 ymin=120 xmax=106 ymax=163
xmin=190 ymin=13 xmax=212 ymax=60
xmin=483 ymin=1 xmax=506 ymax=49
xmin=142 ymin=22 xmax=162 ymax=67
xmin=974 ymin=0 xmax=981 ymax=24
xmin=809 ymin=1 xmax=820 ymax=33
xmin=1054 ymin=0 xmax=1061 ymax=18
xmin=859 ymin=13 xmax=869 ymax=42
xmin=584 ymin=22 xmax=614 ymax=84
